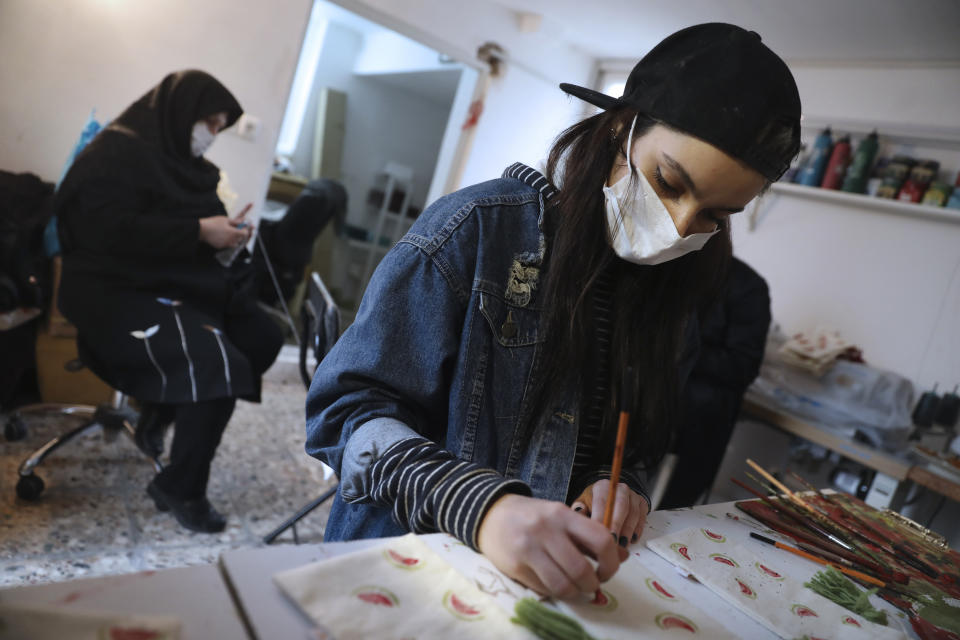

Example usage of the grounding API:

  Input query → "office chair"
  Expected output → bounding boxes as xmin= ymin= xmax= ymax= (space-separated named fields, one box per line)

xmin=3 ymin=344 xmax=162 ymax=501
xmin=263 ymin=271 xmax=341 ymax=544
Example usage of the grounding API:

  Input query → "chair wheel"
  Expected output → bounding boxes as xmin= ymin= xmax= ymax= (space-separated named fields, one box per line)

xmin=4 ymin=415 xmax=26 ymax=442
xmin=16 ymin=474 xmax=45 ymax=501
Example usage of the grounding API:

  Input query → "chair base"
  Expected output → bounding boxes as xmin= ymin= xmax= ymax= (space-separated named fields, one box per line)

xmin=6 ymin=394 xmax=163 ymax=502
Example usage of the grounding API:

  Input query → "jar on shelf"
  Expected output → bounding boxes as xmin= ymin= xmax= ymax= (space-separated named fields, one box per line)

xmin=921 ymin=182 xmax=953 ymax=207
xmin=897 ymin=160 xmax=940 ymax=203
xmin=875 ymin=156 xmax=915 ymax=199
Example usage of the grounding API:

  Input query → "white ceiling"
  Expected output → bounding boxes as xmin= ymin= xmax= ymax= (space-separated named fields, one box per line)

xmin=364 ymin=68 xmax=463 ymax=105
xmin=491 ymin=0 xmax=960 ymax=63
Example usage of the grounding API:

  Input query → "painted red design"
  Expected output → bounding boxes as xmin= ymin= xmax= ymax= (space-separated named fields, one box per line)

xmin=442 ymin=590 xmax=485 ymax=620
xmin=655 ymin=613 xmax=698 ymax=633
xmin=710 ymin=553 xmax=739 ymax=567
xmin=791 ymin=604 xmax=819 ymax=618
xmin=670 ymin=542 xmax=692 ymax=561
xmin=358 ymin=592 xmax=394 ymax=606
xmin=736 ymin=579 xmax=757 ymax=599
xmin=843 ymin=616 xmax=862 ymax=627
xmin=701 ymin=528 xmax=726 ymax=542
xmin=386 ymin=549 xmax=421 ymax=567
xmin=451 ymin=594 xmax=480 ymax=616
xmin=646 ymin=577 xmax=676 ymax=600
xmin=755 ymin=562 xmax=783 ymax=580
xmin=354 ymin=585 xmax=399 ymax=607
xmin=588 ymin=588 xmax=619 ymax=612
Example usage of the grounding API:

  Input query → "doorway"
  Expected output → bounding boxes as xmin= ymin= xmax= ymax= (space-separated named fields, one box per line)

xmin=263 ymin=0 xmax=480 ymax=323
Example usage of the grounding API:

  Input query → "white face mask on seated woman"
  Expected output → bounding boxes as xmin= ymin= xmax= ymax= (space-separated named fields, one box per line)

xmin=190 ymin=121 xmax=217 ymax=157
xmin=603 ymin=115 xmax=719 ymax=266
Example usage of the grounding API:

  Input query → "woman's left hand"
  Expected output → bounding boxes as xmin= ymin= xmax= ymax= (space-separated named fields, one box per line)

xmin=570 ymin=480 xmax=649 ymax=547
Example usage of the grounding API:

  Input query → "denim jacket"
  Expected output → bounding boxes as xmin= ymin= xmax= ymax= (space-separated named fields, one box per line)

xmin=306 ymin=168 xmax=674 ymax=541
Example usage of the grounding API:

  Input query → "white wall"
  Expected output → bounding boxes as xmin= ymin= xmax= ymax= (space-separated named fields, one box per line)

xmin=0 ymin=0 xmax=312 ymax=215
xmin=332 ymin=0 xmax=594 ymax=188
xmin=732 ymin=64 xmax=960 ymax=390
xmin=290 ymin=21 xmax=454 ymax=225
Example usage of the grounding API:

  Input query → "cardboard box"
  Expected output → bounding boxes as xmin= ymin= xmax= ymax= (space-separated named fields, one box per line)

xmin=46 ymin=256 xmax=77 ymax=338
xmin=35 ymin=329 xmax=112 ymax=405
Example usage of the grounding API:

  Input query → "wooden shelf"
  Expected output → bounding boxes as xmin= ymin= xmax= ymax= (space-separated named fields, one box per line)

xmin=763 ymin=182 xmax=960 ymax=226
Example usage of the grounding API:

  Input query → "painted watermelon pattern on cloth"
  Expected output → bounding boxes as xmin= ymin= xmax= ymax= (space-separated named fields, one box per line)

xmin=646 ymin=527 xmax=906 ymax=640
xmin=383 ymin=547 xmax=425 ymax=570
xmin=442 ymin=590 xmax=486 ymax=621
xmin=588 ymin=588 xmax=619 ymax=613
xmin=791 ymin=603 xmax=819 ymax=618
xmin=646 ymin=577 xmax=678 ymax=601
xmin=735 ymin=578 xmax=757 ymax=600
xmin=701 ymin=528 xmax=726 ymax=543
xmin=670 ymin=542 xmax=692 ymax=561
xmin=352 ymin=585 xmax=399 ymax=607
xmin=654 ymin=612 xmax=699 ymax=633
xmin=710 ymin=553 xmax=739 ymax=568
xmin=755 ymin=561 xmax=784 ymax=581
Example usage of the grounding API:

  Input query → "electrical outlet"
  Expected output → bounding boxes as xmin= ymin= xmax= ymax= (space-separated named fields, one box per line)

xmin=235 ymin=114 xmax=261 ymax=142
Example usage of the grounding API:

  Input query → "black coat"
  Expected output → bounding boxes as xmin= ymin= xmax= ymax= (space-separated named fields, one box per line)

xmin=55 ymin=70 xmax=281 ymax=404
xmin=660 ymin=257 xmax=771 ymax=508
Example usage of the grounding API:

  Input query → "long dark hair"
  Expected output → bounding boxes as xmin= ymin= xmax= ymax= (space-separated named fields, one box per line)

xmin=535 ymin=107 xmax=733 ymax=469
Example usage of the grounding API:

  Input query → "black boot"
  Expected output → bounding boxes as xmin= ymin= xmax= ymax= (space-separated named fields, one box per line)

xmin=134 ymin=403 xmax=174 ymax=459
xmin=147 ymin=479 xmax=226 ymax=533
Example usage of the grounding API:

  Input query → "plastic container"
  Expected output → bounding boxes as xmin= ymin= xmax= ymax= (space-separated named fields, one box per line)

xmin=795 ymin=127 xmax=833 ymax=187
xmin=898 ymin=160 xmax=939 ymax=203
xmin=946 ymin=172 xmax=960 ymax=209
xmin=921 ymin=182 xmax=953 ymax=207
xmin=820 ymin=135 xmax=851 ymax=189
xmin=876 ymin=156 xmax=915 ymax=199
xmin=841 ymin=131 xmax=879 ymax=194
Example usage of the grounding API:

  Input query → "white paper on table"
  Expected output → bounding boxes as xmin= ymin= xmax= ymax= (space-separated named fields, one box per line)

xmin=273 ymin=533 xmax=536 ymax=640
xmin=0 ymin=602 xmax=180 ymax=639
xmin=647 ymin=526 xmax=907 ymax=640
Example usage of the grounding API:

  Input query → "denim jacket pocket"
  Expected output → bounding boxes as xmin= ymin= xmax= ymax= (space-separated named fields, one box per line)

xmin=478 ymin=291 xmax=544 ymax=347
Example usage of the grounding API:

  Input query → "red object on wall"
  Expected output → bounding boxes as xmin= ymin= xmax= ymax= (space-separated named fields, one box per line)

xmin=462 ymin=100 xmax=484 ymax=130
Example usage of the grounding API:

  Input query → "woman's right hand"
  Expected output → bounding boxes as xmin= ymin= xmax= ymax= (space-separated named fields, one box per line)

xmin=198 ymin=213 xmax=251 ymax=250
xmin=477 ymin=493 xmax=626 ymax=600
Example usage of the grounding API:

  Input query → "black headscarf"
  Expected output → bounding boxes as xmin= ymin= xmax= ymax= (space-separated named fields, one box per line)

xmin=56 ymin=70 xmax=243 ymax=223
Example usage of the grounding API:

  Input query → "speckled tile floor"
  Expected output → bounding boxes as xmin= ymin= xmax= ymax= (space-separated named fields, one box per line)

xmin=0 ymin=349 xmax=336 ymax=588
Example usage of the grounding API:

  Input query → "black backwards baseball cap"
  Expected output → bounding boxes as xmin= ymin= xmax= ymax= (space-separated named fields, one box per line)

xmin=560 ymin=23 xmax=802 ymax=182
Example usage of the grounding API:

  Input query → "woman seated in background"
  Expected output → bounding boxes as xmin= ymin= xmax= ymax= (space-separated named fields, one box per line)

xmin=306 ymin=23 xmax=801 ymax=598
xmin=55 ymin=70 xmax=283 ymax=533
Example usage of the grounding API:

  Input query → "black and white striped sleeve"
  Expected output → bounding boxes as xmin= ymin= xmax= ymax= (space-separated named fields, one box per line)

xmin=366 ymin=437 xmax=532 ymax=550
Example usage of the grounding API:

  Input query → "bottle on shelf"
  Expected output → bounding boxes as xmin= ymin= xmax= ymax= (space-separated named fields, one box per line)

xmin=945 ymin=172 xmax=960 ymax=210
xmin=820 ymin=135 xmax=852 ymax=190
xmin=921 ymin=182 xmax=953 ymax=207
xmin=795 ymin=126 xmax=833 ymax=187
xmin=840 ymin=130 xmax=879 ymax=194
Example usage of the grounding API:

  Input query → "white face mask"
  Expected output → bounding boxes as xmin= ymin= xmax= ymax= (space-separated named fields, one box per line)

xmin=603 ymin=116 xmax=719 ymax=265
xmin=190 ymin=121 xmax=216 ymax=157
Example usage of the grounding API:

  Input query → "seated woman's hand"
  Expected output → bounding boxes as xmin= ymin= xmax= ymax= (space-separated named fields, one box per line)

xmin=198 ymin=213 xmax=252 ymax=250
xmin=477 ymin=493 xmax=623 ymax=600
xmin=570 ymin=479 xmax=649 ymax=548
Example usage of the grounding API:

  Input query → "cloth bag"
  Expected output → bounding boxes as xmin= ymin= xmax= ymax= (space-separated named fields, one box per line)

xmin=273 ymin=533 xmax=533 ymax=639
xmin=647 ymin=526 xmax=907 ymax=640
